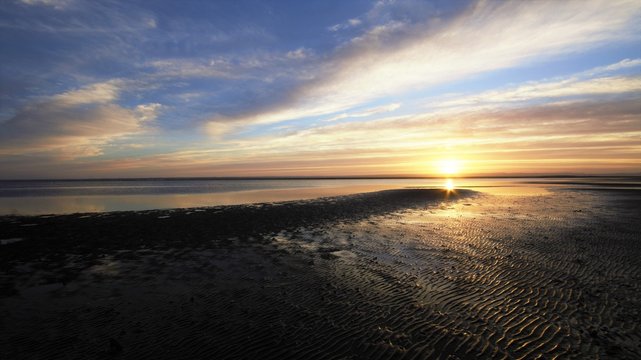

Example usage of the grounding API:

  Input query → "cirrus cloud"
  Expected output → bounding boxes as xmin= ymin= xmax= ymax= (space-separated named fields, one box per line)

xmin=205 ymin=0 xmax=641 ymax=135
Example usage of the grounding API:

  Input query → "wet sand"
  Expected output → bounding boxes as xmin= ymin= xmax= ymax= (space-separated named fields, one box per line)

xmin=1 ymin=188 xmax=640 ymax=359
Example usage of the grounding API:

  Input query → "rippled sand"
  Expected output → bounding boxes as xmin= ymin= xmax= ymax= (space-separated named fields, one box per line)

xmin=1 ymin=188 xmax=640 ymax=359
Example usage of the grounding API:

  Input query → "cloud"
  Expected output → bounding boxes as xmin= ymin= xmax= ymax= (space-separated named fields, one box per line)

xmin=579 ymin=58 xmax=641 ymax=77
xmin=0 ymin=81 xmax=159 ymax=158
xmin=94 ymin=96 xmax=640 ymax=178
xmin=144 ymin=17 xmax=156 ymax=29
xmin=328 ymin=0 xmax=442 ymax=33
xmin=286 ymin=47 xmax=312 ymax=60
xmin=53 ymin=80 xmax=121 ymax=105
xmin=18 ymin=0 xmax=71 ymax=9
xmin=325 ymin=102 xmax=401 ymax=121
xmin=432 ymin=75 xmax=641 ymax=109
xmin=328 ymin=18 xmax=362 ymax=32
xmin=147 ymin=49 xmax=317 ymax=81
xmin=135 ymin=103 xmax=163 ymax=122
xmin=205 ymin=0 xmax=641 ymax=133
xmin=7 ymin=96 xmax=637 ymax=178
xmin=255 ymin=99 xmax=639 ymax=154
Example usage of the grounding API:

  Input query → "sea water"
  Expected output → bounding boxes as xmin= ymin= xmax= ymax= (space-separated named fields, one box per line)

xmin=0 ymin=177 xmax=638 ymax=215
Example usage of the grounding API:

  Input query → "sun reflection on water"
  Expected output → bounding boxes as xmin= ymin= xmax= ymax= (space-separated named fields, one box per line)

xmin=445 ymin=179 xmax=455 ymax=191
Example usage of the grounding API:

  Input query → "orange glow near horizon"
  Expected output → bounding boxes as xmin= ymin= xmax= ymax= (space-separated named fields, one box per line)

xmin=436 ymin=159 xmax=462 ymax=176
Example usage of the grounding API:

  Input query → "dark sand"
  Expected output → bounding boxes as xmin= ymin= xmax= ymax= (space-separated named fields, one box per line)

xmin=1 ymin=188 xmax=640 ymax=359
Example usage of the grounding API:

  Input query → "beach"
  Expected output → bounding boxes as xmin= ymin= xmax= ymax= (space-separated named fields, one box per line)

xmin=1 ymin=187 xmax=640 ymax=359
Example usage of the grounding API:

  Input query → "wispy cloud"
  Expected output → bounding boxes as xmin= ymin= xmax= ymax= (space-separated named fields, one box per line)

xmin=0 ymin=81 xmax=159 ymax=158
xmin=53 ymin=80 xmax=121 ymax=105
xmin=328 ymin=18 xmax=362 ymax=32
xmin=286 ymin=47 xmax=313 ymax=60
xmin=59 ymin=96 xmax=638 ymax=178
xmin=205 ymin=0 xmax=641 ymax=134
xmin=146 ymin=49 xmax=312 ymax=81
xmin=578 ymin=58 xmax=641 ymax=77
xmin=325 ymin=103 xmax=401 ymax=122
xmin=18 ymin=0 xmax=71 ymax=9
xmin=433 ymin=75 xmax=641 ymax=109
xmin=423 ymin=59 xmax=641 ymax=109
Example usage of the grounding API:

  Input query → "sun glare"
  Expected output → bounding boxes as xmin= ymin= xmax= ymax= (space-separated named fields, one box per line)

xmin=445 ymin=178 xmax=455 ymax=191
xmin=437 ymin=159 xmax=461 ymax=175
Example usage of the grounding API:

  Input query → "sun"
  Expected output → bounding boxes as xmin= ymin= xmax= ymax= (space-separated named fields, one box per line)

xmin=445 ymin=178 xmax=455 ymax=191
xmin=437 ymin=159 xmax=461 ymax=175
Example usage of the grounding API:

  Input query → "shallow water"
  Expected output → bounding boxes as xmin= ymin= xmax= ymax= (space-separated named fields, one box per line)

xmin=0 ymin=177 xmax=639 ymax=215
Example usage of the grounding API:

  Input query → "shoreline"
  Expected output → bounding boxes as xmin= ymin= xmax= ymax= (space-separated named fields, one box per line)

xmin=1 ymin=177 xmax=639 ymax=216
xmin=0 ymin=184 xmax=457 ymax=216
xmin=2 ymin=174 xmax=640 ymax=182
xmin=0 ymin=188 xmax=474 ymax=262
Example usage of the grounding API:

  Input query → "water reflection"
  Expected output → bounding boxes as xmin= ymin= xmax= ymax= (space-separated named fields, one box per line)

xmin=0 ymin=177 xmax=637 ymax=215
xmin=0 ymin=184 xmax=405 ymax=215
xmin=445 ymin=179 xmax=455 ymax=191
xmin=475 ymin=186 xmax=550 ymax=196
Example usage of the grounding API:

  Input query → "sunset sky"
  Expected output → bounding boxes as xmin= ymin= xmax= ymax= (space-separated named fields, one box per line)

xmin=1 ymin=0 xmax=640 ymax=178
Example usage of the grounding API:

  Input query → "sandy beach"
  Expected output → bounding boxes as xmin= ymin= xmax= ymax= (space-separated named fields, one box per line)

xmin=1 ymin=188 xmax=640 ymax=359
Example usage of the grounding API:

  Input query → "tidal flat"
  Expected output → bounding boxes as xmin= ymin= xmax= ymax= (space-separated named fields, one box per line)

xmin=1 ymin=188 xmax=640 ymax=359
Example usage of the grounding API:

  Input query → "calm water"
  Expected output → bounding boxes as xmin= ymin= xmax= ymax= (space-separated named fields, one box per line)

xmin=0 ymin=177 xmax=639 ymax=215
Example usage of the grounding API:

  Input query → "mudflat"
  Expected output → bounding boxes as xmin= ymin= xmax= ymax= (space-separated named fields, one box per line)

xmin=1 ymin=188 xmax=640 ymax=359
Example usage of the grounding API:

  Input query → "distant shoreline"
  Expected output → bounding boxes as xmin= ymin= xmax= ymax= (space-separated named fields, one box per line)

xmin=1 ymin=174 xmax=640 ymax=182
xmin=2 ymin=178 xmax=640 ymax=216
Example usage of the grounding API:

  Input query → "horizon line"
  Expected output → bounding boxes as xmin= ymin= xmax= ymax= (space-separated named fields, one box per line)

xmin=1 ymin=173 xmax=640 ymax=182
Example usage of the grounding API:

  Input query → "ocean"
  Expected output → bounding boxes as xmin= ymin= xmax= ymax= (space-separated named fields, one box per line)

xmin=0 ymin=177 xmax=639 ymax=215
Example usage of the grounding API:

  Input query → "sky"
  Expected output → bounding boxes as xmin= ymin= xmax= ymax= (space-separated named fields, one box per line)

xmin=1 ymin=0 xmax=640 ymax=179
